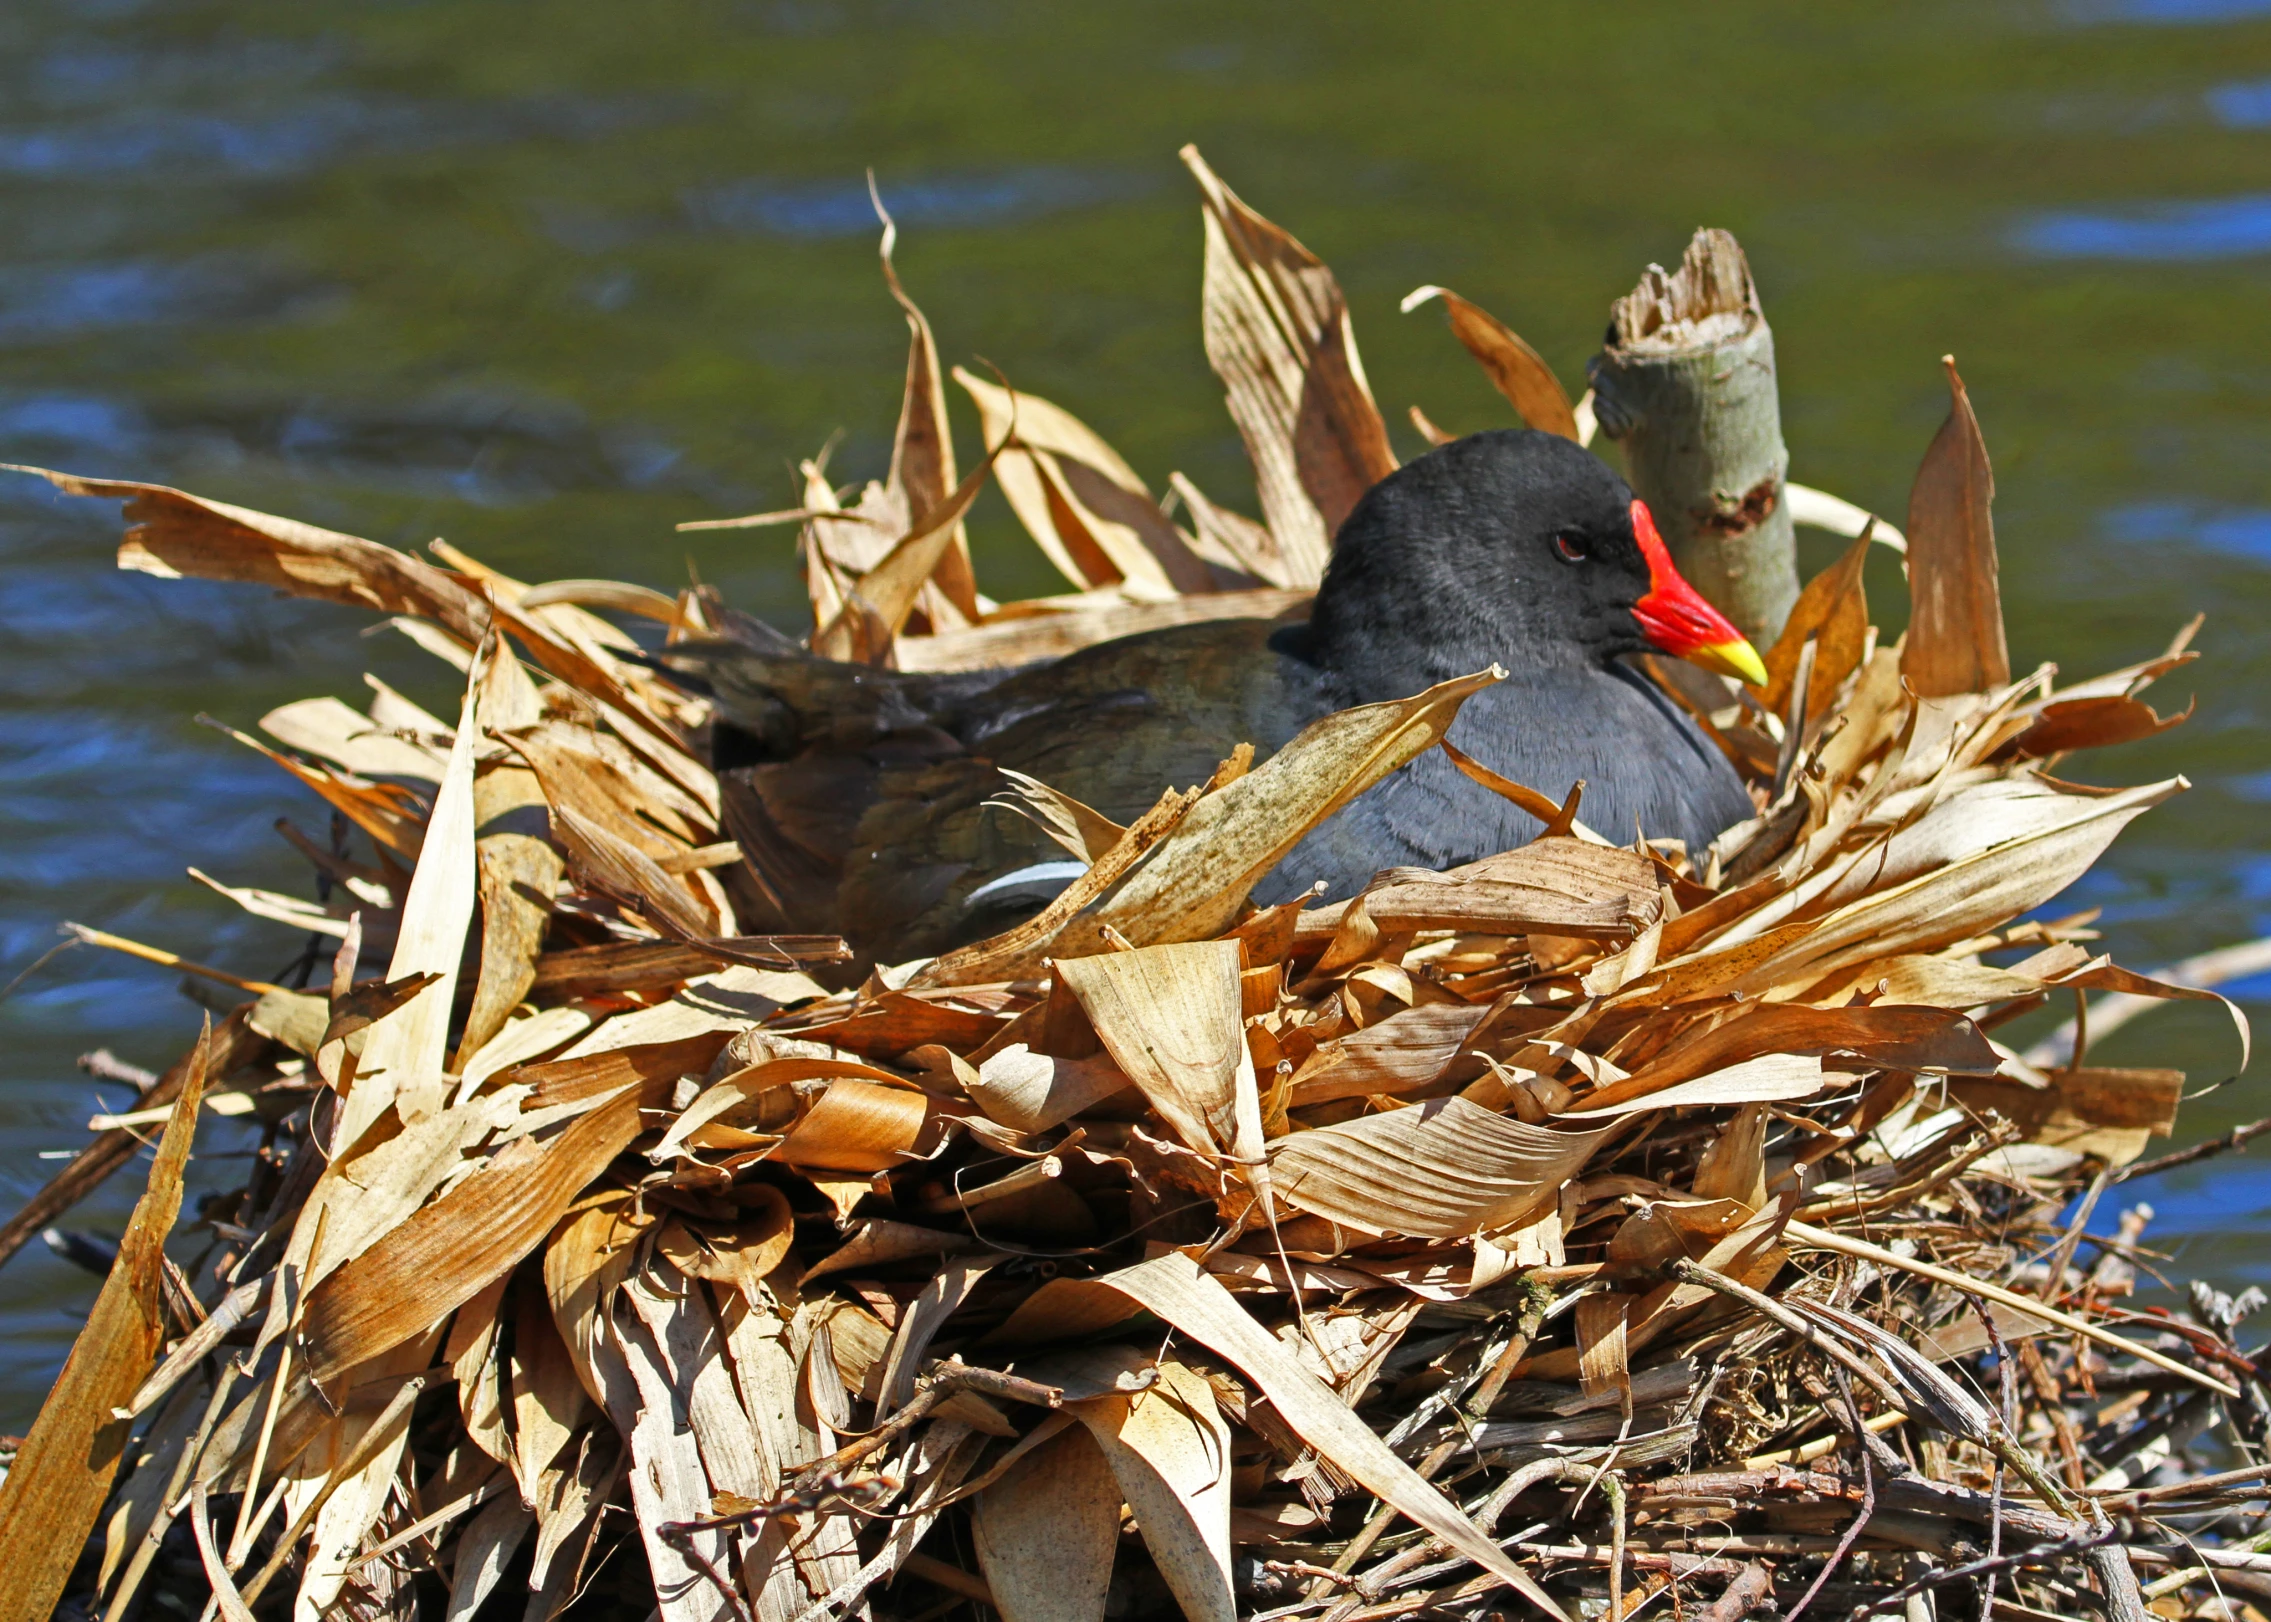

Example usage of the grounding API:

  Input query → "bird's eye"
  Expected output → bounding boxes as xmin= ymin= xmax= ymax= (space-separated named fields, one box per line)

xmin=1552 ymin=533 xmax=1589 ymax=564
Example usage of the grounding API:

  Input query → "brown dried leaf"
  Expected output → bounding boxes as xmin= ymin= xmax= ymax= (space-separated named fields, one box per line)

xmin=1070 ymin=668 xmax=1501 ymax=951
xmin=655 ymin=1185 xmax=797 ymax=1298
xmin=1066 ymin=1252 xmax=1569 ymax=1620
xmin=9 ymin=465 xmax=490 ymax=641
xmin=877 ymin=198 xmax=979 ymax=620
xmin=812 ymin=441 xmax=1002 ymax=663
xmin=1297 ymin=839 xmax=1659 ymax=945
xmin=0 ymin=1021 xmax=205 ymax=1621
xmin=2006 ymin=691 xmax=2194 ymax=758
xmin=1269 ymin=1097 xmax=1610 ymax=1238
xmin=544 ymin=1188 xmax=655 ymax=1407
xmin=1760 ymin=528 xmax=1871 ymax=719
xmin=1180 ymin=146 xmax=1396 ymax=586
xmin=972 ymin=1425 xmax=1121 ymax=1622
xmin=301 ymin=1069 xmax=673 ymax=1384
xmin=1402 ymin=286 xmax=1580 ymax=440
xmin=779 ymin=1078 xmax=938 ymax=1173
xmin=1286 ymin=1003 xmax=1491 ymax=1108
xmin=1056 ymin=940 xmax=1258 ymax=1165
xmin=1901 ymin=357 xmax=2009 ymax=698
xmin=957 ymin=368 xmax=1214 ymax=595
xmin=1583 ymin=1005 xmax=1998 ymax=1114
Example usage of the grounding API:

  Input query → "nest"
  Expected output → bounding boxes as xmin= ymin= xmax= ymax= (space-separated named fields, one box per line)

xmin=5 ymin=148 xmax=2264 ymax=1622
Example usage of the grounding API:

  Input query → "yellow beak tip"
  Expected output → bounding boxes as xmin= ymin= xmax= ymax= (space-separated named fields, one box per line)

xmin=1688 ymin=638 xmax=1770 ymax=689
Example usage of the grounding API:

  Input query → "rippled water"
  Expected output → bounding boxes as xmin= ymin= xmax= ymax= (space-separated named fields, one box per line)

xmin=5 ymin=0 xmax=2271 ymax=1424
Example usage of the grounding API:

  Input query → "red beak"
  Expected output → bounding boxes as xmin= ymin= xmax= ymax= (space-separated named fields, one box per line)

xmin=1628 ymin=499 xmax=1767 ymax=686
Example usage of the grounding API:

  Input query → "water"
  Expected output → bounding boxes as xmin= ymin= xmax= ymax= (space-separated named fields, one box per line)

xmin=4 ymin=0 xmax=2271 ymax=1425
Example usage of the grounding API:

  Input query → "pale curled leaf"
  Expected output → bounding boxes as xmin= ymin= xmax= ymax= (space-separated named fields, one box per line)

xmin=1561 ymin=1053 xmax=1831 ymax=1119
xmin=966 ymin=1043 xmax=1133 ymax=1134
xmin=1060 ymin=1251 xmax=1570 ymax=1620
xmin=343 ymin=659 xmax=484 ymax=1140
xmin=1269 ymin=1096 xmax=1612 ymax=1238
xmin=1181 ymin=145 xmax=1396 ymax=587
xmin=1073 ymin=667 xmax=1502 ymax=951
xmin=1065 ymin=1353 xmax=1235 ymax=1622
xmin=1056 ymin=940 xmax=1255 ymax=1163
xmin=957 ymin=368 xmax=1212 ymax=596
xmin=972 ymin=1425 xmax=1120 ymax=1622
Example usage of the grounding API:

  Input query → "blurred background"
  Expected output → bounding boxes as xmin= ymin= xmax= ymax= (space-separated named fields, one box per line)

xmin=3 ymin=0 xmax=2270 ymax=1426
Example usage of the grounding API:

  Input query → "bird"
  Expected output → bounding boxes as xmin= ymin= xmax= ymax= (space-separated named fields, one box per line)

xmin=669 ymin=429 xmax=1766 ymax=962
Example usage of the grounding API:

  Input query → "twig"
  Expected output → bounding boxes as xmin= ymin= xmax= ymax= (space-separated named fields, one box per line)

xmin=2118 ymin=1115 xmax=2271 ymax=1183
xmin=1665 ymin=1259 xmax=1914 ymax=1422
xmin=776 ymin=1362 xmax=1061 ymax=1501
xmin=1785 ymin=1220 xmax=2241 ymax=1399
xmin=78 ymin=1048 xmax=159 ymax=1090
xmin=1694 ymin=1562 xmax=1772 ymax=1622
xmin=1781 ymin=1369 xmax=1875 ymax=1622
xmin=60 ymin=922 xmax=289 ymax=997
xmin=1844 ymin=1527 xmax=2121 ymax=1618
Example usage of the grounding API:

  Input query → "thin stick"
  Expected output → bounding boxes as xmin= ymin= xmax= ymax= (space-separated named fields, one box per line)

xmin=226 ymin=1341 xmax=293 ymax=1567
xmin=1784 ymin=1220 xmax=2240 ymax=1398
xmin=61 ymin=923 xmax=289 ymax=998
xmin=2118 ymin=1114 xmax=2271 ymax=1183
xmin=102 ymin=1360 xmax=240 ymax=1622
xmin=239 ymin=1374 xmax=430 ymax=1603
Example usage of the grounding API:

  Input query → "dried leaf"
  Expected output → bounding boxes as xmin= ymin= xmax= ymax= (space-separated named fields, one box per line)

xmin=10 ymin=466 xmax=489 ymax=640
xmin=1402 ymin=286 xmax=1580 ymax=440
xmin=1901 ymin=358 xmax=2009 ymax=697
xmin=0 ymin=1021 xmax=205 ymax=1622
xmin=877 ymin=198 xmax=980 ymax=620
xmin=1563 ymin=1053 xmax=1830 ymax=1119
xmin=1071 ymin=668 xmax=1500 ymax=951
xmin=1066 ymin=1251 xmax=1569 ymax=1620
xmin=972 ymin=1425 xmax=1121 ymax=1622
xmin=1297 ymin=840 xmax=1659 ymax=945
xmin=966 ymin=1043 xmax=1133 ymax=1134
xmin=1180 ymin=146 xmax=1396 ymax=586
xmin=1068 ymin=1354 xmax=1235 ymax=1622
xmin=1269 ymin=1097 xmax=1610 ymax=1238
xmin=301 ymin=1067 xmax=678 ymax=1384
xmin=957 ymin=368 xmax=1213 ymax=595
xmin=343 ymin=659 xmax=483 ymax=1140
xmin=812 ymin=442 xmax=1001 ymax=663
xmin=1760 ymin=528 xmax=1871 ymax=718
xmin=779 ymin=1078 xmax=937 ymax=1173
xmin=544 ymin=1189 xmax=655 ymax=1407
xmin=1056 ymin=941 xmax=1257 ymax=1163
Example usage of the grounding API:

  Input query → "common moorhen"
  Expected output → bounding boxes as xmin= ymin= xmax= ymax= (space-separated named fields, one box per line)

xmin=675 ymin=430 xmax=1765 ymax=959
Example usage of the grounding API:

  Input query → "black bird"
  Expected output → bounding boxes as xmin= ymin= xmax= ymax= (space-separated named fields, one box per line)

xmin=674 ymin=430 xmax=1765 ymax=961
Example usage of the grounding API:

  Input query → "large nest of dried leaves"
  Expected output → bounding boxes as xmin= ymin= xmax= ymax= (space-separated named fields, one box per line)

xmin=7 ymin=149 xmax=2268 ymax=1622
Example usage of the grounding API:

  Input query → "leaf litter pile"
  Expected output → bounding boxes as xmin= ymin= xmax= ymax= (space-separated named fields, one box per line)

xmin=6 ymin=148 xmax=2271 ymax=1622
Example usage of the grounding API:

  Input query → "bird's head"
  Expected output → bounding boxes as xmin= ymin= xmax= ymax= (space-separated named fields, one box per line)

xmin=1306 ymin=428 xmax=1768 ymax=688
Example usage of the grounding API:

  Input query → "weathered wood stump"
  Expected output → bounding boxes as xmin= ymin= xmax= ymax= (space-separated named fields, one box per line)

xmin=1589 ymin=228 xmax=1799 ymax=647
